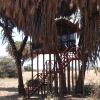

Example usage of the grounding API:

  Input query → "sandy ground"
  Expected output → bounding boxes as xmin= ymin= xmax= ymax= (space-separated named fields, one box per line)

xmin=0 ymin=78 xmax=20 ymax=100
xmin=0 ymin=71 xmax=39 ymax=100
xmin=0 ymin=70 xmax=99 ymax=100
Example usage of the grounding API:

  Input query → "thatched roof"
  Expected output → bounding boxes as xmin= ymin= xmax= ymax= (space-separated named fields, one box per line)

xmin=0 ymin=0 xmax=39 ymax=34
xmin=0 ymin=0 xmax=100 ymax=61
xmin=78 ymin=0 xmax=100 ymax=61
xmin=0 ymin=0 xmax=77 ymax=48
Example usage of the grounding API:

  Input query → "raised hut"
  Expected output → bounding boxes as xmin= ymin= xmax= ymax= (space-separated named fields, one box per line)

xmin=0 ymin=0 xmax=100 ymax=99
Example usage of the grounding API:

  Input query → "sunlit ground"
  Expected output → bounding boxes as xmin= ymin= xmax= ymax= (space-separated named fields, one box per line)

xmin=0 ymin=70 xmax=100 ymax=100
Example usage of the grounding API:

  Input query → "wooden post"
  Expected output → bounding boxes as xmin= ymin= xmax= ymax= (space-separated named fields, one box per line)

xmin=30 ymin=36 xmax=34 ymax=97
xmin=30 ymin=36 xmax=33 ymax=81
xmin=54 ymin=53 xmax=58 ymax=95
xmin=78 ymin=60 xmax=80 ymax=72
xmin=37 ymin=51 xmax=39 ymax=95
xmin=49 ymin=53 xmax=52 ymax=92
xmin=63 ymin=52 xmax=67 ymax=93
xmin=72 ymin=52 xmax=74 ymax=92
xmin=43 ymin=52 xmax=45 ymax=76
xmin=43 ymin=52 xmax=45 ymax=95
xmin=56 ymin=53 xmax=67 ymax=96
xmin=67 ymin=58 xmax=70 ymax=94
xmin=75 ymin=57 xmax=77 ymax=84
xmin=37 ymin=51 xmax=39 ymax=79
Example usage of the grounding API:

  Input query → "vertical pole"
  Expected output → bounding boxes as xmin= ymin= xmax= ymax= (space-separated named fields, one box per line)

xmin=67 ymin=54 xmax=70 ymax=94
xmin=43 ymin=51 xmax=45 ymax=95
xmin=56 ymin=52 xmax=67 ymax=95
xmin=37 ymin=51 xmax=39 ymax=95
xmin=78 ymin=60 xmax=80 ymax=72
xmin=49 ymin=53 xmax=52 ymax=92
xmin=30 ymin=36 xmax=33 ymax=81
xmin=30 ymin=36 xmax=33 ymax=97
xmin=54 ymin=53 xmax=58 ymax=95
xmin=43 ymin=51 xmax=45 ymax=76
xmin=37 ymin=51 xmax=39 ymax=78
xmin=59 ymin=53 xmax=62 ymax=94
xmin=72 ymin=52 xmax=74 ymax=92
xmin=75 ymin=54 xmax=77 ymax=84
xmin=64 ymin=52 xmax=67 ymax=92
xmin=46 ymin=61 xmax=47 ymax=75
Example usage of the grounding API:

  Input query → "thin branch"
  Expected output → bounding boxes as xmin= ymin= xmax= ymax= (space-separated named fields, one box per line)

xmin=19 ymin=35 xmax=28 ymax=54
xmin=0 ymin=22 xmax=4 ymax=28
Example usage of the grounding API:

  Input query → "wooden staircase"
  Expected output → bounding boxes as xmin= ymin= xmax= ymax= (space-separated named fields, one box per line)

xmin=26 ymin=62 xmax=56 ymax=98
xmin=57 ymin=46 xmax=81 ymax=71
xmin=26 ymin=46 xmax=82 ymax=98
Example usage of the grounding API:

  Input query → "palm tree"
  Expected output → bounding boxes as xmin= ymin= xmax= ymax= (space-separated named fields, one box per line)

xmin=0 ymin=16 xmax=28 ymax=95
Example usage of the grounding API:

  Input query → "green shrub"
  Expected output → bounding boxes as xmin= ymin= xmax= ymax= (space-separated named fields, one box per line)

xmin=84 ymin=84 xmax=100 ymax=98
xmin=0 ymin=65 xmax=18 ymax=78
xmin=98 ymin=67 xmax=100 ymax=72
xmin=24 ymin=66 xmax=32 ymax=71
xmin=84 ymin=85 xmax=93 ymax=96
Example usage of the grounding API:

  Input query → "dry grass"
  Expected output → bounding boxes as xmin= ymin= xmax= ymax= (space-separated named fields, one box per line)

xmin=85 ymin=70 xmax=100 ymax=85
xmin=0 ymin=71 xmax=39 ymax=100
xmin=0 ymin=70 xmax=100 ymax=100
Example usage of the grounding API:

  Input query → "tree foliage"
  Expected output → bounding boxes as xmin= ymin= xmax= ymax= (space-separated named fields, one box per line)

xmin=0 ymin=15 xmax=28 ymax=95
xmin=0 ymin=57 xmax=17 ymax=78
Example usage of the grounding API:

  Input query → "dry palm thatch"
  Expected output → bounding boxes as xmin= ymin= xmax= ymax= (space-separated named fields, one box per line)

xmin=77 ymin=0 xmax=100 ymax=62
xmin=0 ymin=0 xmax=39 ymax=34
xmin=0 ymin=0 xmax=100 ymax=62
xmin=0 ymin=0 xmax=76 ymax=49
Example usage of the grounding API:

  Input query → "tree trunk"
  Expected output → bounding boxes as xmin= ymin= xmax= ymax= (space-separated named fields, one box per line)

xmin=16 ymin=59 xmax=26 ymax=96
xmin=67 ymin=64 xmax=71 ymax=94
xmin=60 ymin=71 xmax=67 ymax=95
xmin=75 ymin=61 xmax=86 ymax=95
xmin=2 ymin=18 xmax=28 ymax=96
xmin=56 ymin=54 xmax=67 ymax=95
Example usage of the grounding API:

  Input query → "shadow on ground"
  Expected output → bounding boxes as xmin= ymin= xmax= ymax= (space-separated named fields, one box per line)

xmin=0 ymin=94 xmax=20 ymax=100
xmin=0 ymin=87 xmax=17 ymax=92
xmin=0 ymin=87 xmax=20 ymax=100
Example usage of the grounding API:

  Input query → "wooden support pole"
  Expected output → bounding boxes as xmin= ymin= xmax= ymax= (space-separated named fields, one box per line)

xmin=67 ymin=62 xmax=70 ymax=94
xmin=63 ymin=52 xmax=67 ymax=92
xmin=75 ymin=55 xmax=77 ymax=84
xmin=46 ymin=61 xmax=47 ymax=75
xmin=36 ymin=51 xmax=39 ymax=95
xmin=43 ymin=52 xmax=46 ymax=95
xmin=30 ymin=36 xmax=33 ymax=81
xmin=54 ymin=53 xmax=58 ymax=95
xmin=49 ymin=53 xmax=52 ymax=92
xmin=31 ymin=52 xmax=33 ymax=81
xmin=37 ymin=51 xmax=39 ymax=79
xmin=72 ymin=52 xmax=74 ymax=92
xmin=78 ymin=60 xmax=80 ymax=71
xmin=43 ymin=52 xmax=45 ymax=75
xmin=56 ymin=52 xmax=67 ymax=95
